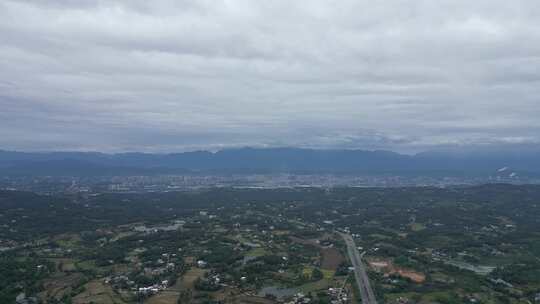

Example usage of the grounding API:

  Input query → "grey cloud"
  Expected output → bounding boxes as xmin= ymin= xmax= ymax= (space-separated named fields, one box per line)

xmin=1 ymin=1 xmax=540 ymax=152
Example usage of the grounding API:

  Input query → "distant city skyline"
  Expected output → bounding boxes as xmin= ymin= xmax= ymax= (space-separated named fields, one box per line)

xmin=1 ymin=1 xmax=540 ymax=152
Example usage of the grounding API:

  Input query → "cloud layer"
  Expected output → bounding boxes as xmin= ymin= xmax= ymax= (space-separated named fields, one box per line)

xmin=1 ymin=1 xmax=540 ymax=152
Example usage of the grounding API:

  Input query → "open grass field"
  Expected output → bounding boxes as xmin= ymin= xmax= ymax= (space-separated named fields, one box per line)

xmin=39 ymin=272 xmax=85 ymax=301
xmin=175 ymin=267 xmax=206 ymax=290
xmin=229 ymin=295 xmax=276 ymax=304
xmin=76 ymin=260 xmax=98 ymax=271
xmin=145 ymin=268 xmax=207 ymax=304
xmin=48 ymin=257 xmax=77 ymax=272
xmin=145 ymin=290 xmax=179 ymax=304
xmin=384 ymin=292 xmax=421 ymax=303
xmin=302 ymin=266 xmax=313 ymax=277
xmin=272 ymin=230 xmax=290 ymax=236
xmin=321 ymin=248 xmax=344 ymax=271
xmin=299 ymin=278 xmax=334 ymax=293
xmin=321 ymin=269 xmax=335 ymax=279
xmin=410 ymin=222 xmax=426 ymax=232
xmin=110 ymin=231 xmax=136 ymax=242
xmin=246 ymin=247 xmax=268 ymax=257
xmin=54 ymin=233 xmax=83 ymax=248
xmin=73 ymin=280 xmax=127 ymax=304
xmin=369 ymin=233 xmax=391 ymax=240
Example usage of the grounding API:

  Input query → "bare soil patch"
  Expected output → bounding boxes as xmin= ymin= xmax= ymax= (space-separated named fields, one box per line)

xmin=367 ymin=258 xmax=426 ymax=283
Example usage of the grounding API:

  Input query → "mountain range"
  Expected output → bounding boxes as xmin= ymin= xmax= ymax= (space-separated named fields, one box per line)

xmin=0 ymin=147 xmax=538 ymax=177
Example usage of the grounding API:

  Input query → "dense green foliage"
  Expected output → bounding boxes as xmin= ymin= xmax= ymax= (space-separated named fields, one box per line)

xmin=1 ymin=184 xmax=540 ymax=303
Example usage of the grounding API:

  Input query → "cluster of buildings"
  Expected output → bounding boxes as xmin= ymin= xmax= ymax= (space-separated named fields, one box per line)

xmin=327 ymin=287 xmax=350 ymax=303
xmin=281 ymin=289 xmax=349 ymax=304
xmin=15 ymin=293 xmax=38 ymax=304
xmin=137 ymin=280 xmax=170 ymax=296
xmin=104 ymin=275 xmax=135 ymax=288
xmin=283 ymin=293 xmax=311 ymax=304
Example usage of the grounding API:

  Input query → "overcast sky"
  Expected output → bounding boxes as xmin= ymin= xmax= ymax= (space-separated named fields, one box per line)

xmin=1 ymin=1 xmax=540 ymax=153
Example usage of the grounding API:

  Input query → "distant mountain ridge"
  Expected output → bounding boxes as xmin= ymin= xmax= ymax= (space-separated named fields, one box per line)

xmin=0 ymin=147 xmax=539 ymax=176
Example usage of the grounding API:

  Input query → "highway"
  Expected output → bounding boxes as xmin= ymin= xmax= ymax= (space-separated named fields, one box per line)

xmin=340 ymin=233 xmax=378 ymax=304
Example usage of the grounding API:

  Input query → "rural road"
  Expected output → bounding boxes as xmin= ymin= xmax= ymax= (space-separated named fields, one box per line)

xmin=340 ymin=232 xmax=378 ymax=304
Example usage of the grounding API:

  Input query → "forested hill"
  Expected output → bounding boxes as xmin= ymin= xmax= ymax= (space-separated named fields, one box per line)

xmin=1 ymin=147 xmax=539 ymax=176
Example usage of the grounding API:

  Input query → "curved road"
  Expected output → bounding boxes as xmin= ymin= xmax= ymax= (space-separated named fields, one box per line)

xmin=340 ymin=233 xmax=378 ymax=304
